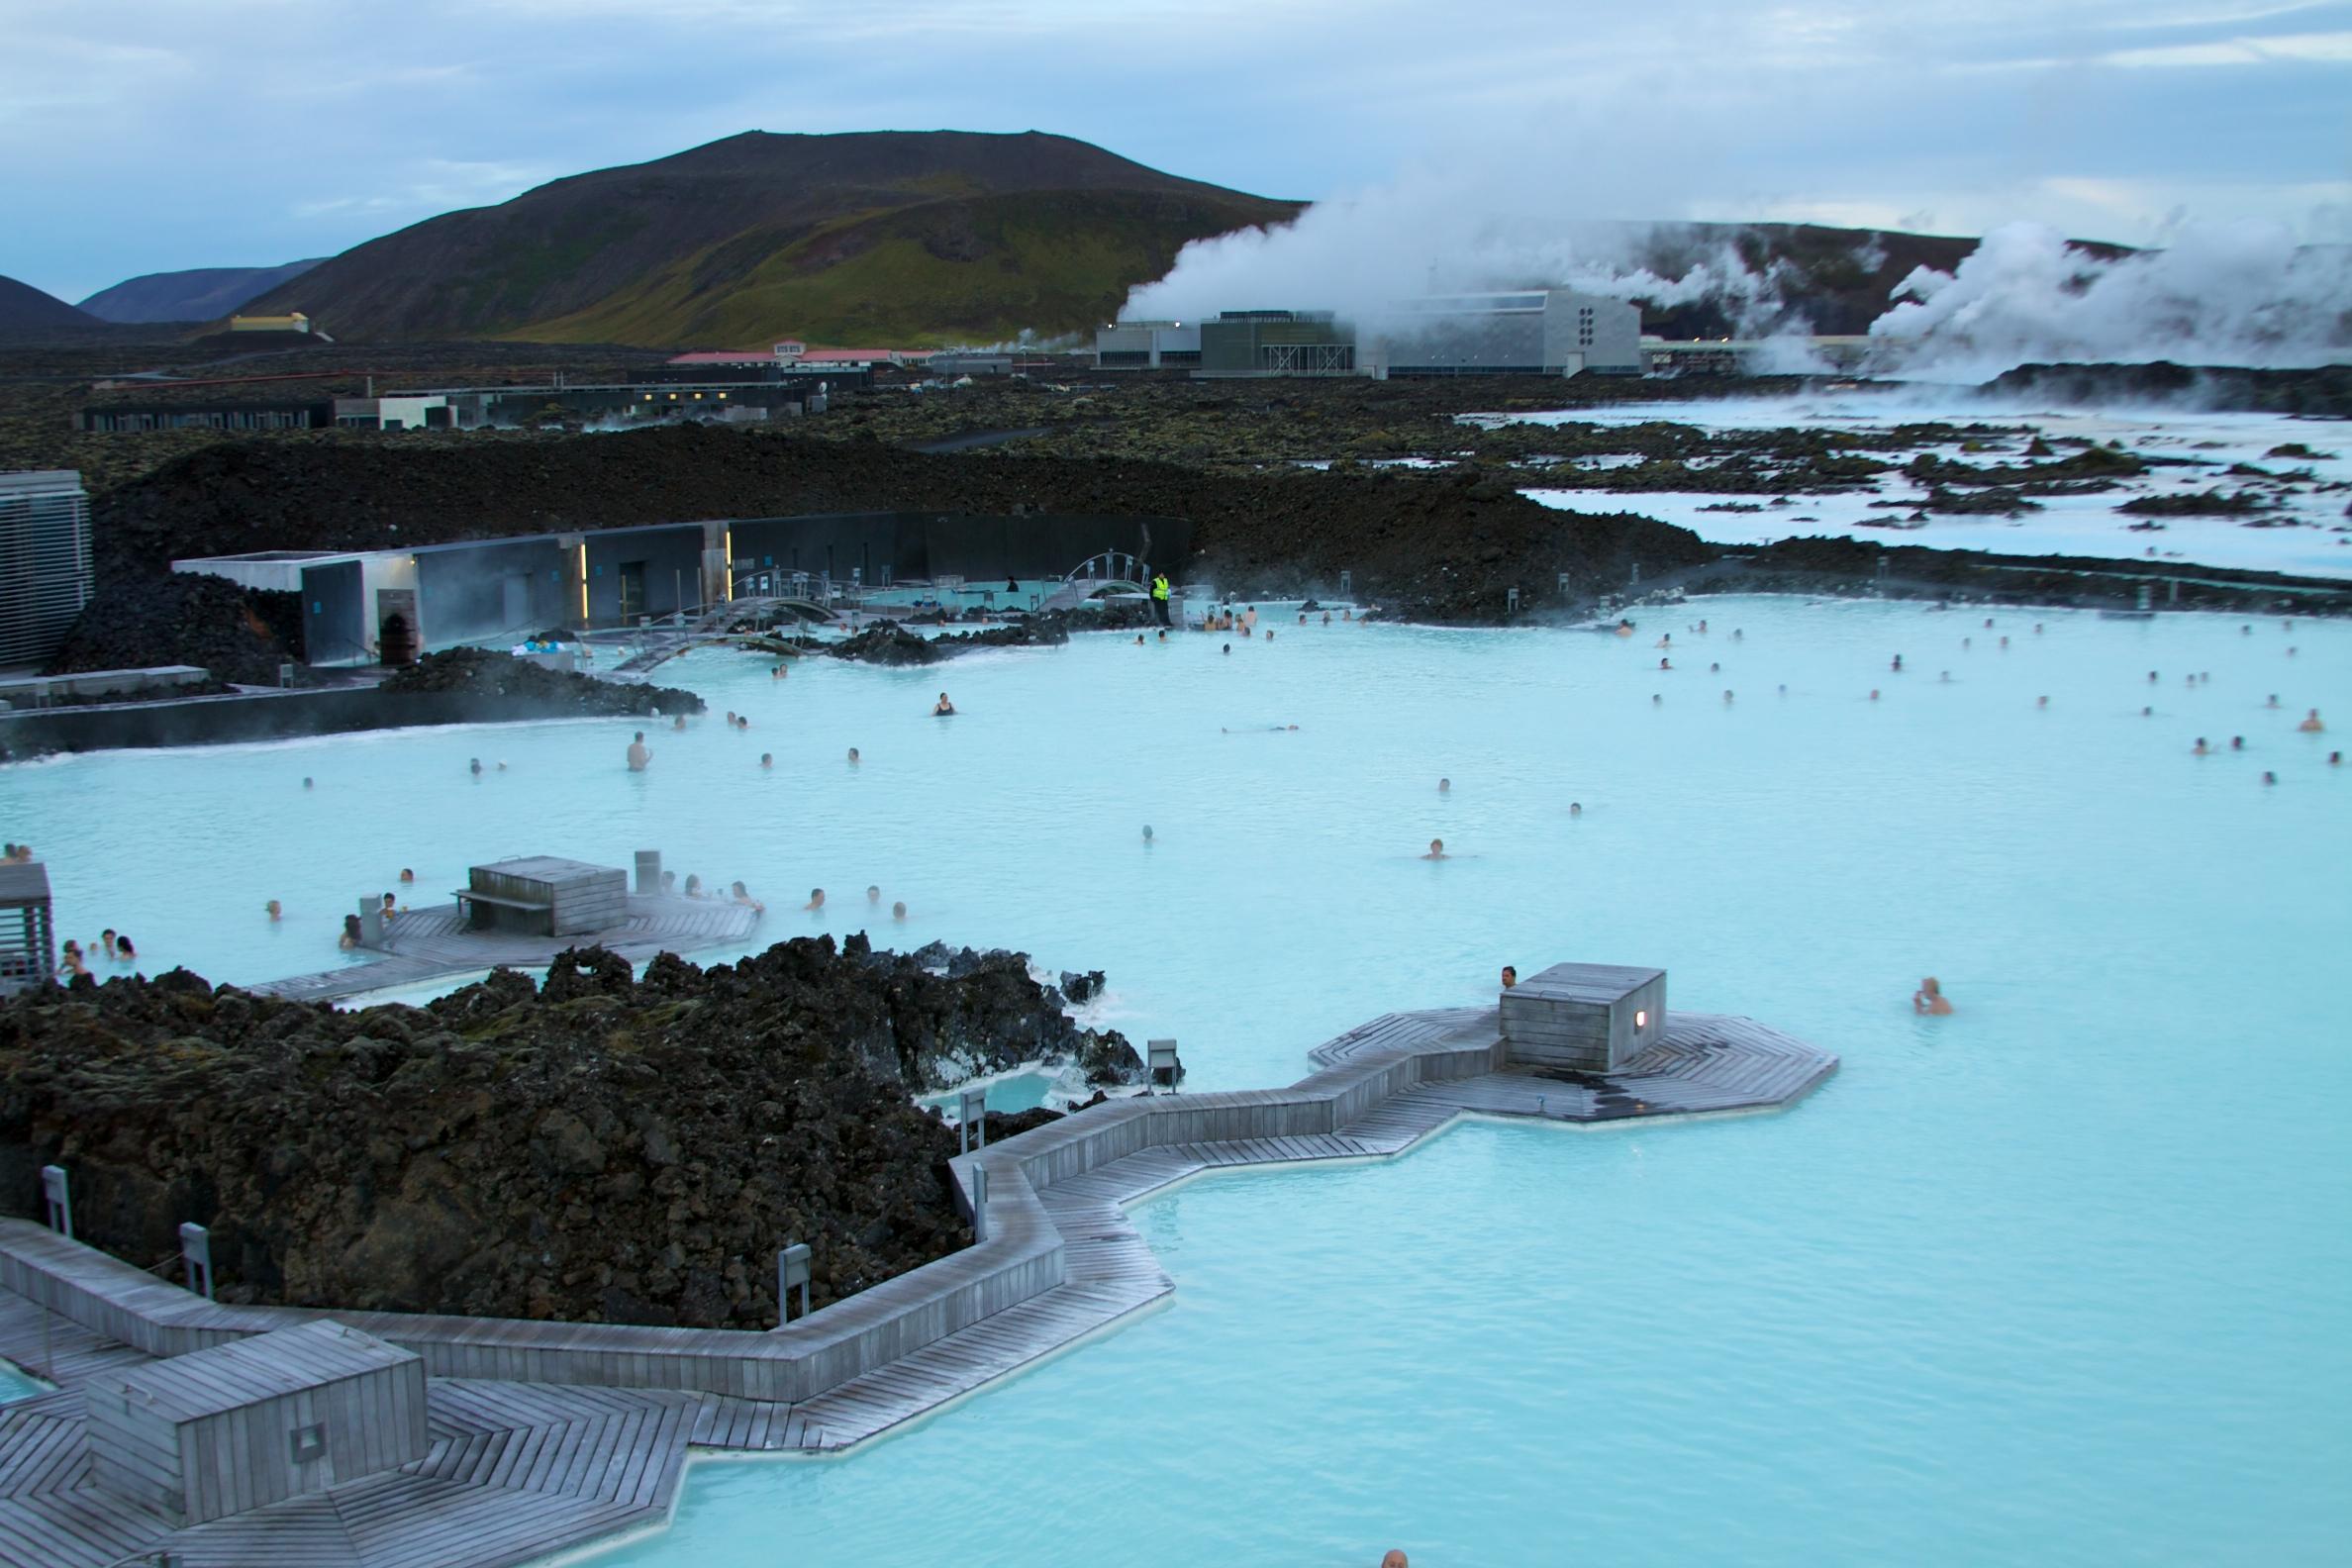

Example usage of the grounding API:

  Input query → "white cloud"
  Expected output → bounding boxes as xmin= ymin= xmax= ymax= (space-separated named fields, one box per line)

xmin=2098 ymin=27 xmax=2352 ymax=64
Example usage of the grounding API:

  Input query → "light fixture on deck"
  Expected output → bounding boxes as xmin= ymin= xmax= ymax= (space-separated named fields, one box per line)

xmin=958 ymin=1086 xmax=988 ymax=1155
xmin=777 ymin=1242 xmax=812 ymax=1324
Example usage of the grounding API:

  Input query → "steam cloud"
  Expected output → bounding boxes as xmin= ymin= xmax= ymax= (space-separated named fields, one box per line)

xmin=1124 ymin=171 xmax=2352 ymax=378
xmin=1869 ymin=222 xmax=2352 ymax=378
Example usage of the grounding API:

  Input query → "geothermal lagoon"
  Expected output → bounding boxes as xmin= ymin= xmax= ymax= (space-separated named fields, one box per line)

xmin=10 ymin=575 xmax=2350 ymax=1563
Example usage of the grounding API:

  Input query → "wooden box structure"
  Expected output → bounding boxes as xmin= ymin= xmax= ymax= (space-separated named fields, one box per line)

xmin=84 ymin=1320 xmax=427 ymax=1524
xmin=1500 ymin=962 xmax=1667 ymax=1072
xmin=456 ymin=854 xmax=626 ymax=936
xmin=0 ymin=861 xmax=55 ymax=995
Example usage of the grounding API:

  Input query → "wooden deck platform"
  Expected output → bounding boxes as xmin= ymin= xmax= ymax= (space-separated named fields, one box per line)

xmin=252 ymin=893 xmax=763 ymax=1003
xmin=0 ymin=997 xmax=1836 ymax=1566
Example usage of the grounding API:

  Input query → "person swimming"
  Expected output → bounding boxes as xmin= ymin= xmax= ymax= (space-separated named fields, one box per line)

xmin=100 ymin=929 xmax=117 ymax=959
xmin=339 ymin=915 xmax=362 ymax=950
xmin=847 ymin=746 xmax=860 ymax=764
xmin=116 ymin=934 xmax=136 ymax=962
xmin=674 ymin=714 xmax=689 ymax=732
xmin=1659 ymin=657 xmax=1672 ymax=670
xmin=866 ymin=885 xmax=881 ymax=905
xmin=1723 ymin=689 xmax=1734 ymax=703
xmin=1501 ymin=965 xmax=1518 ymax=989
xmin=1423 ymin=838 xmax=1446 ymax=860
xmin=2299 ymin=709 xmax=2324 ymax=733
xmin=265 ymin=899 xmax=282 ymax=921
xmin=1568 ymin=802 xmax=1583 ymax=816
xmin=627 ymin=732 xmax=651 ymax=770
xmin=2267 ymin=694 xmax=2281 ymax=709
xmin=1438 ymin=778 xmax=1450 ymax=793
xmin=934 ymin=692 xmax=956 ymax=715
xmin=892 ymin=900 xmax=908 ymax=921
xmin=760 ymin=752 xmax=772 ymax=768
xmin=732 ymin=880 xmax=764 ymax=913
xmin=805 ymin=888 xmax=825 ymax=911
xmin=302 ymin=777 xmax=314 ymax=790
xmin=684 ymin=874 xmax=703 ymax=898
xmin=2262 ymin=771 xmax=2278 ymax=785
xmin=381 ymin=893 xmax=398 ymax=917
xmin=2193 ymin=737 xmax=2210 ymax=755
xmin=469 ymin=757 xmax=483 ymax=776
xmin=1142 ymin=825 xmax=1154 ymax=842
xmin=1891 ymin=654 xmax=1903 ymax=672
xmin=1912 ymin=976 xmax=1953 ymax=1016
xmin=1223 ymin=643 xmax=1231 ymax=654
xmin=399 ymin=868 xmax=415 ymax=883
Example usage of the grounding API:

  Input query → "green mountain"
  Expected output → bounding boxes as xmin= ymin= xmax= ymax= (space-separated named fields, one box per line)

xmin=240 ymin=131 xmax=1301 ymax=347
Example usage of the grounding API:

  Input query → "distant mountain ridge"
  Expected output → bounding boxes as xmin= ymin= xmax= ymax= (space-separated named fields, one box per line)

xmin=0 ymin=274 xmax=99 ymax=331
xmin=241 ymin=130 xmax=1303 ymax=346
xmin=79 ymin=259 xmax=328 ymax=324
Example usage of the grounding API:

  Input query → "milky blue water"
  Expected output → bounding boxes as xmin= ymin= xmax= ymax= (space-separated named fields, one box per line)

xmin=6 ymin=598 xmax=2348 ymax=1564
xmin=0 ymin=1365 xmax=41 ymax=1403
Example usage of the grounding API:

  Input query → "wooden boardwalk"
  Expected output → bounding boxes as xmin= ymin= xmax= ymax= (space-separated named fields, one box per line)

xmin=253 ymin=894 xmax=763 ymax=1003
xmin=0 ymin=997 xmax=1837 ymax=1566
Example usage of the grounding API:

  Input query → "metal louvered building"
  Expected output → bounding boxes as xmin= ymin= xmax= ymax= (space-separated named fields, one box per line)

xmin=0 ymin=470 xmax=93 ymax=669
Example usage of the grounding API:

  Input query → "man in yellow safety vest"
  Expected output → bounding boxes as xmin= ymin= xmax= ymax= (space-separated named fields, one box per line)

xmin=1150 ymin=572 xmax=1171 ymax=626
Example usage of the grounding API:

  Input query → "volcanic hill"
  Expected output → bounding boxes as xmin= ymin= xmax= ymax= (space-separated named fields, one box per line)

xmin=79 ymin=258 xmax=328 ymax=325
xmin=0 ymin=274 xmax=100 ymax=332
xmin=239 ymin=130 xmax=1302 ymax=347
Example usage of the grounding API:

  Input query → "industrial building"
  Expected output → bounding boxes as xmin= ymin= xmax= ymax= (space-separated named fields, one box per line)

xmin=1100 ymin=290 xmax=1644 ymax=378
xmin=175 ymin=510 xmax=1194 ymax=666
xmin=0 ymin=470 xmax=92 ymax=669
xmin=1094 ymin=320 xmax=1202 ymax=370
xmin=229 ymin=313 xmax=313 ymax=334
xmin=1197 ymin=311 xmax=1357 ymax=377
xmin=329 ymin=379 xmax=834 ymax=431
xmin=1367 ymin=290 xmax=1642 ymax=376
xmin=79 ymin=400 xmax=334 ymax=433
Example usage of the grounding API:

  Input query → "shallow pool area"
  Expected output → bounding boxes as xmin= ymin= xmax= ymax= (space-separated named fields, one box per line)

xmin=7 ymin=596 xmax=2349 ymax=1563
xmin=1510 ymin=393 xmax=2352 ymax=578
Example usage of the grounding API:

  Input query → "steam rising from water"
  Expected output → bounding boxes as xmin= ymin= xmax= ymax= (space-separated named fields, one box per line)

xmin=1869 ymin=222 xmax=2352 ymax=378
xmin=1124 ymin=171 xmax=2352 ymax=379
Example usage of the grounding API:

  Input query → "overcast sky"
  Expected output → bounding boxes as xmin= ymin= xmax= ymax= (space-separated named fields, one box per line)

xmin=5 ymin=0 xmax=2347 ymax=303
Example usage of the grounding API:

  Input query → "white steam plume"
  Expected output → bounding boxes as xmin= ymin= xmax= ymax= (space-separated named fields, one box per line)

xmin=1867 ymin=222 xmax=2352 ymax=377
xmin=1125 ymin=166 xmax=2352 ymax=377
xmin=1122 ymin=159 xmax=1811 ymax=341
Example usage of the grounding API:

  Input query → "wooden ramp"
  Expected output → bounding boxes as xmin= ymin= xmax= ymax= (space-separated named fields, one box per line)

xmin=0 ymin=997 xmax=1837 ymax=1562
xmin=0 ymin=1286 xmax=710 ymax=1568
xmin=253 ymin=894 xmax=763 ymax=1003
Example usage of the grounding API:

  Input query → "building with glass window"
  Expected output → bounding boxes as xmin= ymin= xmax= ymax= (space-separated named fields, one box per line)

xmin=1366 ymin=290 xmax=1642 ymax=376
xmin=1093 ymin=320 xmax=1203 ymax=370
xmin=0 ymin=470 xmax=93 ymax=669
xmin=1196 ymin=311 xmax=1357 ymax=377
